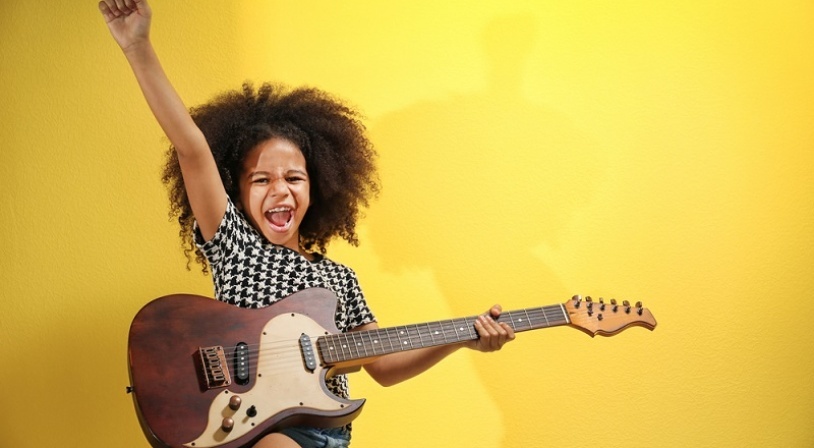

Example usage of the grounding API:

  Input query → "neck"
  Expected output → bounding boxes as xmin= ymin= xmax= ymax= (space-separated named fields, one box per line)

xmin=317 ymin=304 xmax=569 ymax=367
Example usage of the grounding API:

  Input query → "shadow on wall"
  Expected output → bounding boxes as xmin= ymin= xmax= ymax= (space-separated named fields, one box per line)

xmin=366 ymin=14 xmax=603 ymax=446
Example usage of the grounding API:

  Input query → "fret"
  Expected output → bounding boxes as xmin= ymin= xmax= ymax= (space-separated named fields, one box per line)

xmin=383 ymin=327 xmax=396 ymax=354
xmin=417 ymin=323 xmax=428 ymax=347
xmin=438 ymin=320 xmax=452 ymax=343
xmin=327 ymin=336 xmax=339 ymax=361
xmin=436 ymin=321 xmax=448 ymax=344
xmin=364 ymin=330 xmax=378 ymax=355
xmin=425 ymin=322 xmax=436 ymax=347
xmin=395 ymin=327 xmax=404 ymax=351
xmin=359 ymin=331 xmax=370 ymax=357
xmin=407 ymin=324 xmax=417 ymax=349
xmin=451 ymin=318 xmax=461 ymax=341
xmin=322 ymin=335 xmax=335 ymax=363
xmin=394 ymin=326 xmax=407 ymax=351
xmin=350 ymin=331 xmax=364 ymax=358
xmin=466 ymin=318 xmax=477 ymax=340
xmin=559 ymin=303 xmax=570 ymax=324
xmin=522 ymin=309 xmax=532 ymax=331
xmin=331 ymin=334 xmax=344 ymax=362
xmin=500 ymin=310 xmax=520 ymax=331
xmin=546 ymin=305 xmax=567 ymax=325
xmin=317 ymin=336 xmax=332 ymax=364
xmin=541 ymin=306 xmax=551 ymax=327
xmin=441 ymin=320 xmax=451 ymax=343
xmin=337 ymin=334 xmax=350 ymax=362
xmin=531 ymin=308 xmax=545 ymax=328
xmin=451 ymin=319 xmax=462 ymax=342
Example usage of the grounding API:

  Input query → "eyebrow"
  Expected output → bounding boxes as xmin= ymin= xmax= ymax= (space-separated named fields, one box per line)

xmin=246 ymin=169 xmax=308 ymax=178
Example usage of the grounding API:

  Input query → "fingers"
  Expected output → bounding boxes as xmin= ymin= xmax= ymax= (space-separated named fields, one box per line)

xmin=473 ymin=307 xmax=515 ymax=352
xmin=489 ymin=304 xmax=503 ymax=319
xmin=98 ymin=0 xmax=152 ymax=49
xmin=98 ymin=0 xmax=142 ymax=20
xmin=98 ymin=1 xmax=116 ymax=21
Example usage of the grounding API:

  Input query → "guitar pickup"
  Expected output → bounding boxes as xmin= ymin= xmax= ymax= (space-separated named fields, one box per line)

xmin=299 ymin=334 xmax=317 ymax=372
xmin=198 ymin=346 xmax=232 ymax=390
xmin=233 ymin=342 xmax=250 ymax=385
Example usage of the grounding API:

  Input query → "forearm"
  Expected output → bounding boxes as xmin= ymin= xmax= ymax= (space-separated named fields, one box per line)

xmin=363 ymin=343 xmax=465 ymax=387
xmin=122 ymin=40 xmax=207 ymax=158
xmin=359 ymin=308 xmax=515 ymax=387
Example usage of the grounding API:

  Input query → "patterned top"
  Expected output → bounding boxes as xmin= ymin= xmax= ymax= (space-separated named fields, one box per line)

xmin=195 ymin=198 xmax=376 ymax=400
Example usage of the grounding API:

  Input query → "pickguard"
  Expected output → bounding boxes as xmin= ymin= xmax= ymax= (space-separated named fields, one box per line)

xmin=187 ymin=313 xmax=345 ymax=447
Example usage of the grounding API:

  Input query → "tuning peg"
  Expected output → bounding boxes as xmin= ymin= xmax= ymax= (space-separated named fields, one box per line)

xmin=623 ymin=300 xmax=631 ymax=314
xmin=611 ymin=298 xmax=618 ymax=312
xmin=636 ymin=301 xmax=644 ymax=315
xmin=572 ymin=295 xmax=582 ymax=308
xmin=586 ymin=296 xmax=593 ymax=310
xmin=599 ymin=298 xmax=606 ymax=311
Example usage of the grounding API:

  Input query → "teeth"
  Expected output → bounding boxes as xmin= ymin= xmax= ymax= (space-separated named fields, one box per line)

xmin=266 ymin=207 xmax=292 ymax=213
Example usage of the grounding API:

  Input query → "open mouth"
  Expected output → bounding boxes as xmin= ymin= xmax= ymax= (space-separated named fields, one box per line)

xmin=265 ymin=207 xmax=294 ymax=232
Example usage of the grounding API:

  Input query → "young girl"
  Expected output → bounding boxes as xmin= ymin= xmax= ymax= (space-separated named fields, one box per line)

xmin=99 ymin=1 xmax=515 ymax=447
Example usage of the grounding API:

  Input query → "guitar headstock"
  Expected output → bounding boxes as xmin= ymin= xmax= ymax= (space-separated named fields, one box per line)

xmin=565 ymin=295 xmax=657 ymax=337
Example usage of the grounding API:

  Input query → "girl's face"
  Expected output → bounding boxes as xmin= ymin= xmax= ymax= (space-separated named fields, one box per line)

xmin=239 ymin=137 xmax=310 ymax=254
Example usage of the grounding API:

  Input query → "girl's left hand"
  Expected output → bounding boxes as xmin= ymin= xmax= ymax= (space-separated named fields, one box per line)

xmin=98 ymin=0 xmax=152 ymax=52
xmin=468 ymin=305 xmax=516 ymax=352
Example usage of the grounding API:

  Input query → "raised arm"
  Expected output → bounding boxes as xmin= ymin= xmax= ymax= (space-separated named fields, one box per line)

xmin=99 ymin=0 xmax=227 ymax=240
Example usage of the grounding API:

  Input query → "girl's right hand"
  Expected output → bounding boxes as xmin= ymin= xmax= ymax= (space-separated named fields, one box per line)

xmin=98 ymin=0 xmax=152 ymax=52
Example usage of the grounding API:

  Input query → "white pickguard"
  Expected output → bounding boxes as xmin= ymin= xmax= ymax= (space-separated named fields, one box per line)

xmin=187 ymin=313 xmax=344 ymax=447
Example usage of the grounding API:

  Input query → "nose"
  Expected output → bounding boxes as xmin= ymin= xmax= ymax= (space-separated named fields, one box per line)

xmin=269 ymin=178 xmax=289 ymax=197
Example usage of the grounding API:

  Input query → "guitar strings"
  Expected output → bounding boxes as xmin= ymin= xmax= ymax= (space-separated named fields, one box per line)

xmin=211 ymin=305 xmax=572 ymax=367
xmin=187 ymin=304 xmax=646 ymax=380
xmin=218 ymin=305 xmax=571 ymax=360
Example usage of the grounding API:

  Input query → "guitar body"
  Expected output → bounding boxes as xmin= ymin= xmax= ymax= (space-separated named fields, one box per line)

xmin=127 ymin=288 xmax=365 ymax=448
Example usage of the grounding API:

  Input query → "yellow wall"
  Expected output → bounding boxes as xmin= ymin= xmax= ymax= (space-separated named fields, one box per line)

xmin=2 ymin=1 xmax=812 ymax=447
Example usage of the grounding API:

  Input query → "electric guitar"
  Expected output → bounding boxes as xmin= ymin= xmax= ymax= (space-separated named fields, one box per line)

xmin=127 ymin=287 xmax=656 ymax=448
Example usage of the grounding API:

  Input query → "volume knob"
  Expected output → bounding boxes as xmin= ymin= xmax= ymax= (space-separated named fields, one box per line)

xmin=229 ymin=395 xmax=242 ymax=410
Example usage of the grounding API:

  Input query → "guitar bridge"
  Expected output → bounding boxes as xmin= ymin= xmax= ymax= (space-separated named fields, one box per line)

xmin=198 ymin=346 xmax=232 ymax=390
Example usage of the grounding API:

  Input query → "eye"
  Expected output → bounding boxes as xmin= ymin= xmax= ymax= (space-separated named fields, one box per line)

xmin=251 ymin=177 xmax=269 ymax=184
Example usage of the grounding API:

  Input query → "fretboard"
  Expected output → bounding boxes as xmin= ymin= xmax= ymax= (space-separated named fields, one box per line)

xmin=317 ymin=304 xmax=570 ymax=365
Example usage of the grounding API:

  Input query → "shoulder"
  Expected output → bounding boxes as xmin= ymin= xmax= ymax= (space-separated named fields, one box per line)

xmin=196 ymin=197 xmax=260 ymax=247
xmin=315 ymin=255 xmax=358 ymax=276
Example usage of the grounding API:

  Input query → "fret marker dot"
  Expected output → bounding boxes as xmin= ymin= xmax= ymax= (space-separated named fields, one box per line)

xmin=374 ymin=340 xmax=379 ymax=344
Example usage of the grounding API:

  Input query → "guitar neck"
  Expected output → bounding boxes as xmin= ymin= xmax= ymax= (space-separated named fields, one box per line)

xmin=317 ymin=304 xmax=569 ymax=366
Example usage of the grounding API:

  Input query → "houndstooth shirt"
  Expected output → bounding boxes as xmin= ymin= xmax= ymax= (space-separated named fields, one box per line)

xmin=195 ymin=198 xmax=376 ymax=400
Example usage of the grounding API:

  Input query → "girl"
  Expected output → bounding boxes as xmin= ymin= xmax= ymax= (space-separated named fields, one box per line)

xmin=99 ymin=1 xmax=515 ymax=447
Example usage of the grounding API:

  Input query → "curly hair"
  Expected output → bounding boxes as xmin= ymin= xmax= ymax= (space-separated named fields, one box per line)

xmin=161 ymin=82 xmax=379 ymax=272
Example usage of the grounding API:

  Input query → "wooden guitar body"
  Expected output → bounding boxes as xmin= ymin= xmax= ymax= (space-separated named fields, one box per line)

xmin=127 ymin=288 xmax=364 ymax=448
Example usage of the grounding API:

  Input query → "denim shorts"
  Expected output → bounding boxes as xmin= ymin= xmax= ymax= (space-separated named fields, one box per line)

xmin=278 ymin=426 xmax=351 ymax=448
